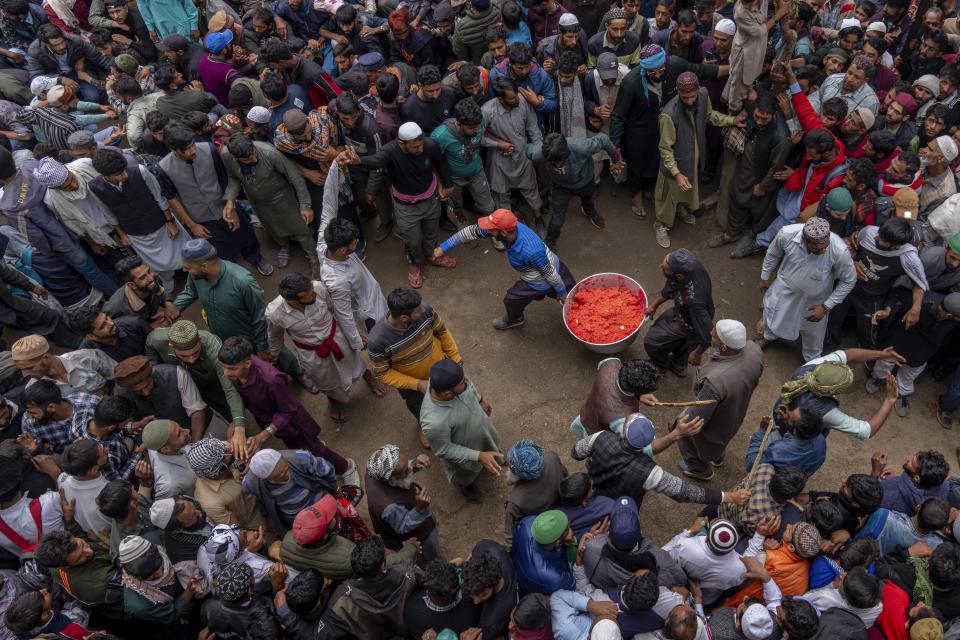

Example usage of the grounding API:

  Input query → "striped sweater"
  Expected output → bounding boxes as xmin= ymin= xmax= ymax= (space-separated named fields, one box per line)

xmin=367 ymin=304 xmax=462 ymax=390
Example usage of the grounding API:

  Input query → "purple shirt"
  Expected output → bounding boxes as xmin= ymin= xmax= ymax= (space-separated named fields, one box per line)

xmin=231 ymin=355 xmax=320 ymax=447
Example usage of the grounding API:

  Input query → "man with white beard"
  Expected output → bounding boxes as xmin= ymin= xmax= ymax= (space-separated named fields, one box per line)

xmin=364 ymin=445 xmax=439 ymax=562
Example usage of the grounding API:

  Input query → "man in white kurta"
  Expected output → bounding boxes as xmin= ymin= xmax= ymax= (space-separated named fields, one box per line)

xmin=760 ymin=219 xmax=857 ymax=361
xmin=265 ymin=276 xmax=366 ymax=408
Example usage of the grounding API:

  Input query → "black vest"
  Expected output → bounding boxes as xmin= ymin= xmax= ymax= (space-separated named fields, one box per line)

xmin=116 ymin=364 xmax=189 ymax=426
xmin=586 ymin=431 xmax=655 ymax=504
xmin=601 ymin=586 xmax=666 ymax=636
xmin=88 ymin=159 xmax=166 ymax=236
xmin=364 ymin=472 xmax=436 ymax=550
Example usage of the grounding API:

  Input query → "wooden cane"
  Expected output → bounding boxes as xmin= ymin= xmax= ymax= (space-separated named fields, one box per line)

xmin=651 ymin=400 xmax=718 ymax=407
xmin=745 ymin=416 xmax=776 ymax=488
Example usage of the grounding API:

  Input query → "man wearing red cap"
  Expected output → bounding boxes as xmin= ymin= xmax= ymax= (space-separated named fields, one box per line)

xmin=877 ymin=91 xmax=918 ymax=150
xmin=435 ymin=209 xmax=576 ymax=330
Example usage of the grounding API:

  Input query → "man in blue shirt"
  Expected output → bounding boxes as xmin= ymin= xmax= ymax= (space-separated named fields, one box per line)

xmin=745 ymin=408 xmax=827 ymax=477
xmin=434 ymin=208 xmax=576 ymax=330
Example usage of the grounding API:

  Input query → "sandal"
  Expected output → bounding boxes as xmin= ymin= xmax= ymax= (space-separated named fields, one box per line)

xmin=425 ymin=255 xmax=456 ymax=268
xmin=276 ymin=250 xmax=290 ymax=268
xmin=298 ymin=374 xmax=320 ymax=395
xmin=329 ymin=406 xmax=347 ymax=423
xmin=408 ymin=268 xmax=423 ymax=288
xmin=631 ymin=203 xmax=647 ymax=218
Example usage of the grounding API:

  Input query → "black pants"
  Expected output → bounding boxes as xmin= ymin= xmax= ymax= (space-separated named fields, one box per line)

xmin=545 ymin=181 xmax=597 ymax=245
xmin=824 ymin=293 xmax=884 ymax=354
xmin=399 ymin=387 xmax=423 ymax=419
xmin=643 ymin=308 xmax=696 ymax=371
xmin=503 ymin=261 xmax=576 ymax=323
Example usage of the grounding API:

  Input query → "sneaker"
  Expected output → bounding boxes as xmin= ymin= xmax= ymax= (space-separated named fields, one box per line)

xmin=439 ymin=216 xmax=458 ymax=233
xmin=865 ymin=376 xmax=884 ymax=394
xmin=678 ymin=460 xmax=714 ymax=481
xmin=491 ymin=237 xmax=505 ymax=251
xmin=707 ymin=233 xmax=737 ymax=248
xmin=456 ymin=482 xmax=484 ymax=503
xmin=534 ymin=216 xmax=546 ymax=238
xmin=895 ymin=394 xmax=910 ymax=417
xmin=654 ymin=221 xmax=671 ymax=248
xmin=937 ymin=399 xmax=953 ymax=429
xmin=493 ymin=315 xmax=525 ymax=330
xmin=730 ymin=237 xmax=762 ymax=259
xmin=374 ymin=223 xmax=393 ymax=242
xmin=670 ymin=361 xmax=687 ymax=377
xmin=589 ymin=213 xmax=605 ymax=229
xmin=339 ymin=458 xmax=360 ymax=487
xmin=256 ymin=260 xmax=274 ymax=276
xmin=677 ymin=204 xmax=696 ymax=225
xmin=249 ymin=213 xmax=264 ymax=229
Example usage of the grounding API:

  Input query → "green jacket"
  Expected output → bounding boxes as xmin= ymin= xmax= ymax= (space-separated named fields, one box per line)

xmin=145 ymin=327 xmax=246 ymax=426
xmin=50 ymin=519 xmax=126 ymax=618
xmin=108 ymin=494 xmax=164 ymax=561
xmin=279 ymin=531 xmax=419 ymax=580
xmin=123 ymin=579 xmax=194 ymax=624
xmin=452 ymin=0 xmax=503 ymax=65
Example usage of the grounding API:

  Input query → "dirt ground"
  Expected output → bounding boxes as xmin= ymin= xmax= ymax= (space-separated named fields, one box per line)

xmin=180 ymin=177 xmax=957 ymax=558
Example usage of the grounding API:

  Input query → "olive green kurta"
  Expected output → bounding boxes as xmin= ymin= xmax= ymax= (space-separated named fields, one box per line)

xmin=220 ymin=141 xmax=314 ymax=255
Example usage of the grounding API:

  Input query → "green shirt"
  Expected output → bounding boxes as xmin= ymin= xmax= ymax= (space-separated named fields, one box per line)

xmin=419 ymin=379 xmax=502 ymax=485
xmin=173 ymin=259 xmax=270 ymax=352
xmin=145 ymin=328 xmax=246 ymax=426
xmin=279 ymin=531 xmax=419 ymax=580
xmin=430 ymin=120 xmax=485 ymax=180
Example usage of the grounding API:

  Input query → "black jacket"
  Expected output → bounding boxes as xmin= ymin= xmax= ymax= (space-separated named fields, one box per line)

xmin=27 ymin=33 xmax=110 ymax=78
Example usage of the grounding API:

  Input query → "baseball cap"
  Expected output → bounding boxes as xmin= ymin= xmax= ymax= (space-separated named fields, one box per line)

xmin=429 ymin=359 xmax=464 ymax=393
xmin=596 ymin=52 xmax=619 ymax=80
xmin=477 ymin=209 xmax=517 ymax=232
xmin=292 ymin=495 xmax=339 ymax=545
xmin=608 ymin=496 xmax=640 ymax=550
xmin=157 ymin=33 xmax=189 ymax=51
xmin=893 ymin=187 xmax=919 ymax=220
xmin=854 ymin=106 xmax=875 ymax=131
xmin=205 ymin=29 xmax=233 ymax=53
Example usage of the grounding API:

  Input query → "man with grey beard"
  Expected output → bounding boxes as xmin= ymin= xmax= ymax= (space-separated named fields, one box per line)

xmin=364 ymin=445 xmax=439 ymax=561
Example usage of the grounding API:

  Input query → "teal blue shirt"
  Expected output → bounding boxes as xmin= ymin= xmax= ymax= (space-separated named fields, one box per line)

xmin=430 ymin=120 xmax=484 ymax=180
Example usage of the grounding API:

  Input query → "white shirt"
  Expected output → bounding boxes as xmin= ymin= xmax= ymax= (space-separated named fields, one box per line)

xmin=148 ymin=449 xmax=197 ymax=499
xmin=661 ymin=530 xmax=764 ymax=604
xmin=804 ymin=585 xmax=884 ymax=627
xmin=57 ymin=473 xmax=112 ymax=537
xmin=0 ymin=491 xmax=63 ymax=557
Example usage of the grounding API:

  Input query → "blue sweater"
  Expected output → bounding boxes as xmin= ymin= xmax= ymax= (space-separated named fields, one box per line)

xmin=513 ymin=515 xmax=575 ymax=596
xmin=745 ymin=428 xmax=826 ymax=477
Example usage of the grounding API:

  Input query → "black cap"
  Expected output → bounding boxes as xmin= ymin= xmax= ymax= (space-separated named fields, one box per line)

xmin=429 ymin=359 xmax=464 ymax=393
xmin=157 ymin=34 xmax=189 ymax=51
xmin=0 ymin=463 xmax=23 ymax=497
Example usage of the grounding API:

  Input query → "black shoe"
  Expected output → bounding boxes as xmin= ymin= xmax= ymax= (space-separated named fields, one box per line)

xmin=670 ymin=361 xmax=688 ymax=377
xmin=456 ymin=482 xmax=483 ymax=503
xmin=493 ymin=315 xmax=525 ymax=330
xmin=590 ymin=214 xmax=605 ymax=229
xmin=534 ymin=216 xmax=546 ymax=238
xmin=439 ymin=216 xmax=458 ymax=233
xmin=374 ymin=223 xmax=393 ymax=242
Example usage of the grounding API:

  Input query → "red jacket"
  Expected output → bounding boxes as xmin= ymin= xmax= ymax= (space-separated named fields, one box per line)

xmin=868 ymin=580 xmax=909 ymax=640
xmin=788 ymin=89 xmax=848 ymax=210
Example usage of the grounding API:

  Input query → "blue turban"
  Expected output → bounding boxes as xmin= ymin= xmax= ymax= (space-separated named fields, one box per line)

xmin=638 ymin=44 xmax=667 ymax=106
xmin=508 ymin=440 xmax=545 ymax=480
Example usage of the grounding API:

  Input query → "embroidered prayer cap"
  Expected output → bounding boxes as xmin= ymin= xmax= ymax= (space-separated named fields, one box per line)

xmin=558 ymin=13 xmax=579 ymax=27
xmin=639 ymin=43 xmax=664 ymax=60
xmin=508 ymin=440 xmax=545 ymax=480
xmin=66 ymin=129 xmax=95 ymax=150
xmin=675 ymin=71 xmax=699 ymax=93
xmin=910 ymin=618 xmax=944 ymax=640
xmin=791 ymin=522 xmax=822 ymax=558
xmin=246 ymin=106 xmax=271 ymax=124
xmin=429 ymin=359 xmax=464 ymax=392
xmin=249 ymin=449 xmax=282 ymax=478
xmin=167 ymin=319 xmax=200 ymax=350
xmin=185 ymin=438 xmax=228 ymax=478
xmin=950 ymin=233 xmax=960 ymax=255
xmin=292 ymin=495 xmax=339 ymax=545
xmin=204 ymin=524 xmax=241 ymax=565
xmin=149 ymin=498 xmax=176 ymax=529
xmin=622 ymin=413 xmax=655 ymax=450
xmin=707 ymin=519 xmax=738 ymax=554
xmin=398 ymin=122 xmax=423 ymax=141
xmin=214 ymin=561 xmax=253 ymax=602
xmin=913 ymin=74 xmax=940 ymax=96
xmin=851 ymin=55 xmax=875 ymax=78
xmin=367 ymin=444 xmax=400 ymax=482
xmin=942 ymin=293 xmax=960 ymax=316
xmin=825 ymin=187 xmax=853 ymax=213
xmin=896 ymin=92 xmax=918 ymax=114
xmin=113 ymin=355 xmax=153 ymax=387
xmin=936 ymin=135 xmax=959 ymax=163
xmin=32 ymin=157 xmax=69 ymax=188
xmin=182 ymin=238 xmax=218 ymax=263
xmin=865 ymin=21 xmax=887 ymax=34
xmin=478 ymin=208 xmax=517 ymax=232
xmin=741 ymin=603 xmax=775 ymax=640
xmin=715 ymin=18 xmax=736 ymax=35
xmin=283 ymin=108 xmax=309 ymax=132
xmin=893 ymin=187 xmax=919 ymax=219
xmin=118 ymin=535 xmax=153 ymax=564
xmin=603 ymin=7 xmax=628 ymax=24
xmin=802 ymin=217 xmax=832 ymax=243
xmin=30 ymin=75 xmax=57 ymax=96
xmin=609 ymin=496 xmax=640 ymax=551
xmin=358 ymin=51 xmax=385 ymax=71
xmin=113 ymin=53 xmax=139 ymax=75
xmin=854 ymin=106 xmax=875 ymax=131
xmin=590 ymin=619 xmax=621 ymax=640
xmin=141 ymin=419 xmax=173 ymax=451
xmin=11 ymin=335 xmax=50 ymax=362
xmin=715 ymin=319 xmax=747 ymax=350
xmin=46 ymin=85 xmax=72 ymax=107
xmin=530 ymin=510 xmax=569 ymax=544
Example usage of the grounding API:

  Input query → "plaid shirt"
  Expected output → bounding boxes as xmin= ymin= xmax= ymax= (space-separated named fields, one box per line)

xmin=21 ymin=393 xmax=100 ymax=453
xmin=76 ymin=425 xmax=141 ymax=481
xmin=855 ymin=188 xmax=878 ymax=228
xmin=718 ymin=463 xmax=779 ymax=536
xmin=273 ymin=107 xmax=336 ymax=182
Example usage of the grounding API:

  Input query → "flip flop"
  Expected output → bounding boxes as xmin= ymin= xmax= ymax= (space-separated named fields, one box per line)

xmin=329 ymin=406 xmax=347 ymax=423
xmin=276 ymin=250 xmax=290 ymax=268
xmin=408 ymin=269 xmax=423 ymax=288
xmin=298 ymin=374 xmax=320 ymax=395
xmin=631 ymin=203 xmax=647 ymax=218
xmin=426 ymin=255 xmax=456 ymax=268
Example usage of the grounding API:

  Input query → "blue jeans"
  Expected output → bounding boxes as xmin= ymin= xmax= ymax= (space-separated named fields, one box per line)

xmin=941 ymin=366 xmax=960 ymax=413
xmin=93 ymin=125 xmax=119 ymax=146
xmin=64 ymin=71 xmax=102 ymax=103
xmin=62 ymin=245 xmax=119 ymax=295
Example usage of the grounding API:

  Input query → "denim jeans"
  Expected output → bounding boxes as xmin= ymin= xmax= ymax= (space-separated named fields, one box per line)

xmin=62 ymin=245 xmax=119 ymax=295
xmin=64 ymin=71 xmax=103 ymax=103
xmin=940 ymin=365 xmax=960 ymax=413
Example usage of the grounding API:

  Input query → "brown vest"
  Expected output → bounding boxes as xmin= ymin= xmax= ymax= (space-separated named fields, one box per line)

xmin=580 ymin=359 xmax=639 ymax=435
xmin=364 ymin=472 xmax=436 ymax=550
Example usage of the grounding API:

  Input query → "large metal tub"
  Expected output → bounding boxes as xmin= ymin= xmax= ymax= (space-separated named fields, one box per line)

xmin=563 ymin=273 xmax=647 ymax=354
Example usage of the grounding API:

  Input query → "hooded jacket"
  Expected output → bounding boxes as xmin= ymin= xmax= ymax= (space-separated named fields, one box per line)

xmin=319 ymin=565 xmax=421 ymax=640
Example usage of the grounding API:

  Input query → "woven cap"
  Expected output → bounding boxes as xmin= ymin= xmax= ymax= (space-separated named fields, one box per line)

xmin=11 ymin=334 xmax=50 ymax=361
xmin=167 ymin=320 xmax=200 ymax=350
xmin=707 ymin=519 xmax=738 ymax=554
xmin=141 ymin=419 xmax=173 ymax=450
xmin=118 ymin=535 xmax=153 ymax=564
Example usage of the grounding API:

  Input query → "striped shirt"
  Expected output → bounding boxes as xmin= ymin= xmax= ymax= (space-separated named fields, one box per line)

xmin=16 ymin=107 xmax=81 ymax=151
xmin=367 ymin=304 xmax=462 ymax=391
xmin=441 ymin=223 xmax=567 ymax=295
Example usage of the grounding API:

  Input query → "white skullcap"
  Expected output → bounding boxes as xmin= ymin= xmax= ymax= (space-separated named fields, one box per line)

xmin=840 ymin=17 xmax=862 ymax=30
xmin=936 ymin=135 xmax=959 ymax=163
xmin=716 ymin=319 xmax=747 ymax=349
xmin=866 ymin=21 xmax=887 ymax=33
xmin=249 ymin=449 xmax=282 ymax=478
xmin=590 ymin=619 xmax=622 ymax=640
xmin=149 ymin=498 xmax=176 ymax=529
xmin=246 ymin=106 xmax=270 ymax=124
xmin=715 ymin=18 xmax=736 ymax=35
xmin=398 ymin=122 xmax=423 ymax=141
xmin=741 ymin=603 xmax=775 ymax=640
xmin=559 ymin=12 xmax=579 ymax=26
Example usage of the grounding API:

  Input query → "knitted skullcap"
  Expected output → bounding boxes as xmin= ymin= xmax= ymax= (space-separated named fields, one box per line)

xmin=249 ymin=449 xmax=282 ymax=479
xmin=791 ymin=522 xmax=822 ymax=558
xmin=604 ymin=7 xmax=628 ymax=23
xmin=11 ymin=334 xmax=50 ymax=361
xmin=118 ymin=535 xmax=153 ymax=564
xmin=707 ymin=519 xmax=738 ymax=554
xmin=167 ymin=320 xmax=200 ymax=350
xmin=141 ymin=419 xmax=173 ymax=451
xmin=214 ymin=561 xmax=253 ymax=602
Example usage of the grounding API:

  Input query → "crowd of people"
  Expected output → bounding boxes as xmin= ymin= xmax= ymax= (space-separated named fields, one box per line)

xmin=0 ymin=0 xmax=956 ymax=637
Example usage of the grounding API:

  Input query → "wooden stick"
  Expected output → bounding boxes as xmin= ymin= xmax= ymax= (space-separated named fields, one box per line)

xmin=745 ymin=416 xmax=776 ymax=488
xmin=652 ymin=400 xmax=718 ymax=407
